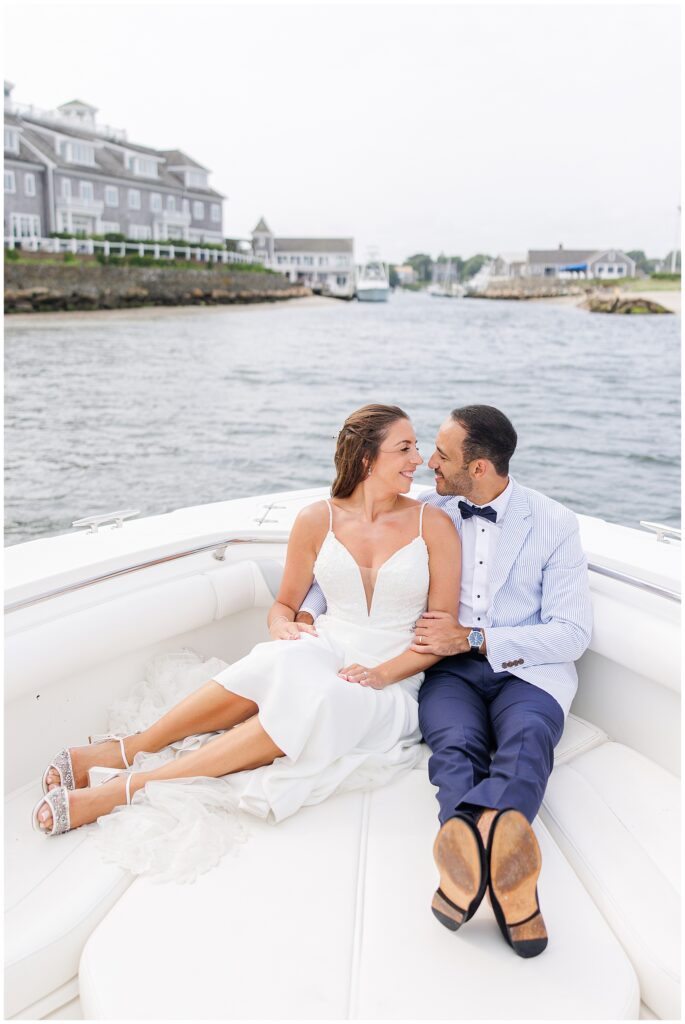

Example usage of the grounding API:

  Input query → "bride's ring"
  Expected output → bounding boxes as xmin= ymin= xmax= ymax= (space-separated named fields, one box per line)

xmin=418 ymin=634 xmax=424 ymax=644
xmin=361 ymin=671 xmax=369 ymax=680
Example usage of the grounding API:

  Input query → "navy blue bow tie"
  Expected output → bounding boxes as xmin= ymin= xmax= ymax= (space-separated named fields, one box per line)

xmin=458 ymin=500 xmax=497 ymax=524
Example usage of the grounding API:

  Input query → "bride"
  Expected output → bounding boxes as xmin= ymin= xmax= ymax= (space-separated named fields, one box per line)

xmin=34 ymin=404 xmax=460 ymax=867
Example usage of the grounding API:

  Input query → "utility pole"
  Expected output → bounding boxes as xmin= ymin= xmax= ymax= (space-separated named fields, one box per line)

xmin=671 ymin=205 xmax=681 ymax=274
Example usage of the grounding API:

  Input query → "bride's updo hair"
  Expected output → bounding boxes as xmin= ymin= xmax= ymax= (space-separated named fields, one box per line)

xmin=332 ymin=404 xmax=409 ymax=498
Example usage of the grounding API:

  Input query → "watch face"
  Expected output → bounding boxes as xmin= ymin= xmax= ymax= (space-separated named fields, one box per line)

xmin=468 ymin=629 xmax=483 ymax=647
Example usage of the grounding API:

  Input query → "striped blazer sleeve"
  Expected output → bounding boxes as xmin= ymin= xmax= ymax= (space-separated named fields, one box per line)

xmin=299 ymin=580 xmax=327 ymax=620
xmin=485 ymin=514 xmax=592 ymax=670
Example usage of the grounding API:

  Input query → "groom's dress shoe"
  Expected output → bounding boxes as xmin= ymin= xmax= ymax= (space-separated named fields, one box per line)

xmin=487 ymin=809 xmax=548 ymax=958
xmin=431 ymin=816 xmax=487 ymax=931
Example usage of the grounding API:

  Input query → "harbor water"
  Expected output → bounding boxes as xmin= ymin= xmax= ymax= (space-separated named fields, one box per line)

xmin=4 ymin=291 xmax=680 ymax=545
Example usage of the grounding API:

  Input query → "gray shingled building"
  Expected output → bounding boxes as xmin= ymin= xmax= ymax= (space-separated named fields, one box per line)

xmin=4 ymin=82 xmax=224 ymax=243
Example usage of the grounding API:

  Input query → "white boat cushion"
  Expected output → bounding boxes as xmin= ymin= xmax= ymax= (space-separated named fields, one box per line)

xmin=413 ymin=710 xmax=607 ymax=771
xmin=4 ymin=781 xmax=132 ymax=1019
xmin=541 ymin=742 xmax=681 ymax=1020
xmin=80 ymin=771 xmax=638 ymax=1020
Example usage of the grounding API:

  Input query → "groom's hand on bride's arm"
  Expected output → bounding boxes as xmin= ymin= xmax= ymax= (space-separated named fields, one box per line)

xmin=411 ymin=612 xmax=476 ymax=656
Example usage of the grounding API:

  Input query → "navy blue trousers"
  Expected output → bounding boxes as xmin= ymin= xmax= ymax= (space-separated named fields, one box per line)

xmin=418 ymin=652 xmax=565 ymax=826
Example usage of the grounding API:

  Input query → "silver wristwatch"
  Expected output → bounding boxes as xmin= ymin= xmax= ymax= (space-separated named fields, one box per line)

xmin=467 ymin=628 xmax=485 ymax=653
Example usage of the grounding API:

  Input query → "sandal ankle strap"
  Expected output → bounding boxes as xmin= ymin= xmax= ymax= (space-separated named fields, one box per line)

xmin=89 ymin=732 xmax=137 ymax=770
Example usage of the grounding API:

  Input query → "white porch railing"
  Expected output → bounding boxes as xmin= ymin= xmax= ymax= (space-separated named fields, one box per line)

xmin=4 ymin=236 xmax=261 ymax=265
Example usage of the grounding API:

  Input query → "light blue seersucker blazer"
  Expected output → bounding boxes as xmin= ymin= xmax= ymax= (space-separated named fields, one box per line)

xmin=301 ymin=477 xmax=593 ymax=717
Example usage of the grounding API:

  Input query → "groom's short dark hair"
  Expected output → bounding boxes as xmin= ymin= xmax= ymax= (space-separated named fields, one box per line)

xmin=451 ymin=405 xmax=517 ymax=476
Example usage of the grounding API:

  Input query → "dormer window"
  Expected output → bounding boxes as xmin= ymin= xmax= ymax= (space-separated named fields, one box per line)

xmin=126 ymin=154 xmax=158 ymax=178
xmin=186 ymin=170 xmax=208 ymax=189
xmin=58 ymin=140 xmax=95 ymax=166
xmin=4 ymin=127 xmax=20 ymax=154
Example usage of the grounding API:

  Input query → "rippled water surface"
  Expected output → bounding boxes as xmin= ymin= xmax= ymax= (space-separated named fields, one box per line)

xmin=5 ymin=292 xmax=680 ymax=544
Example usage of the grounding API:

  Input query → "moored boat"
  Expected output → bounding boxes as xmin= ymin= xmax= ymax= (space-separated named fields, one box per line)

xmin=428 ymin=258 xmax=466 ymax=297
xmin=356 ymin=256 xmax=390 ymax=302
xmin=4 ymin=491 xmax=680 ymax=1020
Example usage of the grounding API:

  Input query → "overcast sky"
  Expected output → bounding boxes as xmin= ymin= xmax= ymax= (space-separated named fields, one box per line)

xmin=4 ymin=1 xmax=681 ymax=262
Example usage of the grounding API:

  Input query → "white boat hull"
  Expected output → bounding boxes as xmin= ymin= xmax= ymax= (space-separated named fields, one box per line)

xmin=4 ymin=487 xmax=680 ymax=1020
xmin=356 ymin=286 xmax=390 ymax=302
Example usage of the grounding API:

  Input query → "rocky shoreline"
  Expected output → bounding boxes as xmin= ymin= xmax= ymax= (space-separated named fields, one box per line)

xmin=467 ymin=278 xmax=677 ymax=313
xmin=4 ymin=263 xmax=310 ymax=313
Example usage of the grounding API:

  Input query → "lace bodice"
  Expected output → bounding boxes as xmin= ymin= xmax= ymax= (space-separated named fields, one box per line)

xmin=312 ymin=501 xmax=430 ymax=633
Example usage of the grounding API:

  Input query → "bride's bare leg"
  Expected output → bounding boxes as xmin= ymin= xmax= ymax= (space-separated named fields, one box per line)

xmin=37 ymin=714 xmax=283 ymax=832
xmin=46 ymin=681 xmax=257 ymax=790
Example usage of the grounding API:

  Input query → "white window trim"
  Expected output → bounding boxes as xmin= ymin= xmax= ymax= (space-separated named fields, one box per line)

xmin=59 ymin=139 xmax=96 ymax=166
xmin=211 ymin=203 xmax=221 ymax=223
xmin=23 ymin=172 xmax=36 ymax=197
xmin=128 ymin=189 xmax=141 ymax=210
xmin=151 ymin=192 xmax=163 ymax=212
xmin=186 ymin=170 xmax=209 ymax=189
xmin=129 ymin=223 xmax=152 ymax=240
xmin=104 ymin=185 xmax=119 ymax=208
xmin=5 ymin=127 xmax=20 ymax=154
xmin=4 ymin=169 xmax=16 ymax=193
xmin=79 ymin=180 xmax=94 ymax=201
xmin=193 ymin=200 xmax=205 ymax=220
xmin=125 ymin=153 xmax=160 ymax=178
xmin=10 ymin=212 xmax=41 ymax=237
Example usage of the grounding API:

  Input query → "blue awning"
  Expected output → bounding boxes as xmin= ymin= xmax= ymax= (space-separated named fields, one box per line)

xmin=559 ymin=262 xmax=587 ymax=271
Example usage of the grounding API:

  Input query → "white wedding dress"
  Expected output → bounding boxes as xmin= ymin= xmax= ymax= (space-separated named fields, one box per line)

xmin=93 ymin=501 xmax=429 ymax=881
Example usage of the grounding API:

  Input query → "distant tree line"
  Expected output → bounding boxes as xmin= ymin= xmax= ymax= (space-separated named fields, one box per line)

xmin=390 ymin=252 xmax=491 ymax=286
xmin=388 ymin=249 xmax=678 ymax=287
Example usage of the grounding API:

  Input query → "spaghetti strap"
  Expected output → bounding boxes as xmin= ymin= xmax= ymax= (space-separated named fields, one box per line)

xmin=325 ymin=499 xmax=333 ymax=532
xmin=418 ymin=502 xmax=426 ymax=538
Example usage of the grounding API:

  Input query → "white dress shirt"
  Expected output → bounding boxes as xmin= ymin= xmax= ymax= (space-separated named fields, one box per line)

xmin=457 ymin=478 xmax=513 ymax=629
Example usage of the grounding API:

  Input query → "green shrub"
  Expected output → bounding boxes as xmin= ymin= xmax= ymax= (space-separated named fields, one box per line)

xmin=651 ymin=272 xmax=681 ymax=282
xmin=5 ymin=246 xmax=20 ymax=261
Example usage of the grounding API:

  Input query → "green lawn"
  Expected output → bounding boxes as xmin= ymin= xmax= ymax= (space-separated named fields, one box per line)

xmin=621 ymin=277 xmax=681 ymax=292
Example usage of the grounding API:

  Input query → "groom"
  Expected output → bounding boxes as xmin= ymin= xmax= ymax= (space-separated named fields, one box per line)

xmin=299 ymin=405 xmax=592 ymax=957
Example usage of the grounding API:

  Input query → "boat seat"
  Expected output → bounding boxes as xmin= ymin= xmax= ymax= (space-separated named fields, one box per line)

xmin=2 ymin=712 xmax=608 ymax=1019
xmin=540 ymin=742 xmax=681 ymax=1020
xmin=4 ymin=781 xmax=132 ymax=1020
xmin=79 ymin=769 xmax=638 ymax=1019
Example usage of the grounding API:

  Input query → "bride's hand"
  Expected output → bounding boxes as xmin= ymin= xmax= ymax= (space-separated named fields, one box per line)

xmin=269 ymin=618 xmax=318 ymax=641
xmin=338 ymin=664 xmax=387 ymax=689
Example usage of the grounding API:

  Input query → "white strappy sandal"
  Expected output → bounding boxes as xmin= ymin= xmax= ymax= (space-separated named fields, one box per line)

xmin=41 ymin=733 xmax=138 ymax=794
xmin=32 ymin=773 xmax=135 ymax=837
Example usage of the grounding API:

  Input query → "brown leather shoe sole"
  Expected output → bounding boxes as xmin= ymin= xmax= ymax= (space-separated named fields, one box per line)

xmin=489 ymin=809 xmax=548 ymax=957
xmin=432 ymin=817 xmax=483 ymax=931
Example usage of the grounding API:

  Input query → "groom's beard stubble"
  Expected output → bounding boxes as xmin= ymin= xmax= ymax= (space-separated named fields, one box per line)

xmin=436 ymin=468 xmax=473 ymax=498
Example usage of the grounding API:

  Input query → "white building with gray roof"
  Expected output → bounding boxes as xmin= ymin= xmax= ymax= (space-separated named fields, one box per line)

xmin=4 ymin=82 xmax=224 ymax=243
xmin=527 ymin=245 xmax=636 ymax=279
xmin=252 ymin=218 xmax=355 ymax=298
